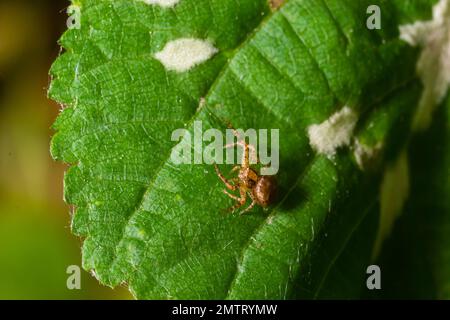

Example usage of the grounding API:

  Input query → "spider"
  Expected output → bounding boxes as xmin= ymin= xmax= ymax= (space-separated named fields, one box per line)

xmin=214 ymin=130 xmax=277 ymax=215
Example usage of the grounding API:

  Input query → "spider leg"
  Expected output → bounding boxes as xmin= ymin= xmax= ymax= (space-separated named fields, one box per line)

xmin=248 ymin=145 xmax=259 ymax=165
xmin=224 ymin=142 xmax=258 ymax=166
xmin=222 ymin=189 xmax=241 ymax=202
xmin=230 ymin=165 xmax=240 ymax=173
xmin=240 ymin=200 xmax=257 ymax=215
xmin=242 ymin=142 xmax=250 ymax=168
xmin=227 ymin=188 xmax=247 ymax=213
xmin=240 ymin=192 xmax=258 ymax=215
xmin=224 ymin=142 xmax=238 ymax=149
xmin=214 ymin=164 xmax=236 ymax=191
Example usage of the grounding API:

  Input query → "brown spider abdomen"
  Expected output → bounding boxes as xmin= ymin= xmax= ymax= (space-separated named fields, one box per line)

xmin=252 ymin=175 xmax=277 ymax=207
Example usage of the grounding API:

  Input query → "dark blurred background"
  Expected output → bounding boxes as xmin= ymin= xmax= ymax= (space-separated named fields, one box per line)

xmin=0 ymin=0 xmax=131 ymax=299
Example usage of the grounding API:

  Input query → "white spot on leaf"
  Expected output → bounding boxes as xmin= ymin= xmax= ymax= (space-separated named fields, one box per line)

xmin=142 ymin=0 xmax=180 ymax=8
xmin=307 ymin=106 xmax=358 ymax=157
xmin=353 ymin=139 xmax=382 ymax=170
xmin=373 ymin=151 xmax=410 ymax=259
xmin=399 ymin=0 xmax=450 ymax=130
xmin=154 ymin=38 xmax=218 ymax=73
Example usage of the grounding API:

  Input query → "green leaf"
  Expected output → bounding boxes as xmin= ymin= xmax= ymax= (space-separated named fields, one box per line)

xmin=49 ymin=0 xmax=443 ymax=299
xmin=369 ymin=98 xmax=450 ymax=299
xmin=50 ymin=0 xmax=271 ymax=289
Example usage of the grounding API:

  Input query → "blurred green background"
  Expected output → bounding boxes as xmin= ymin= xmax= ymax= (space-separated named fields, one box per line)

xmin=0 ymin=0 xmax=132 ymax=299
